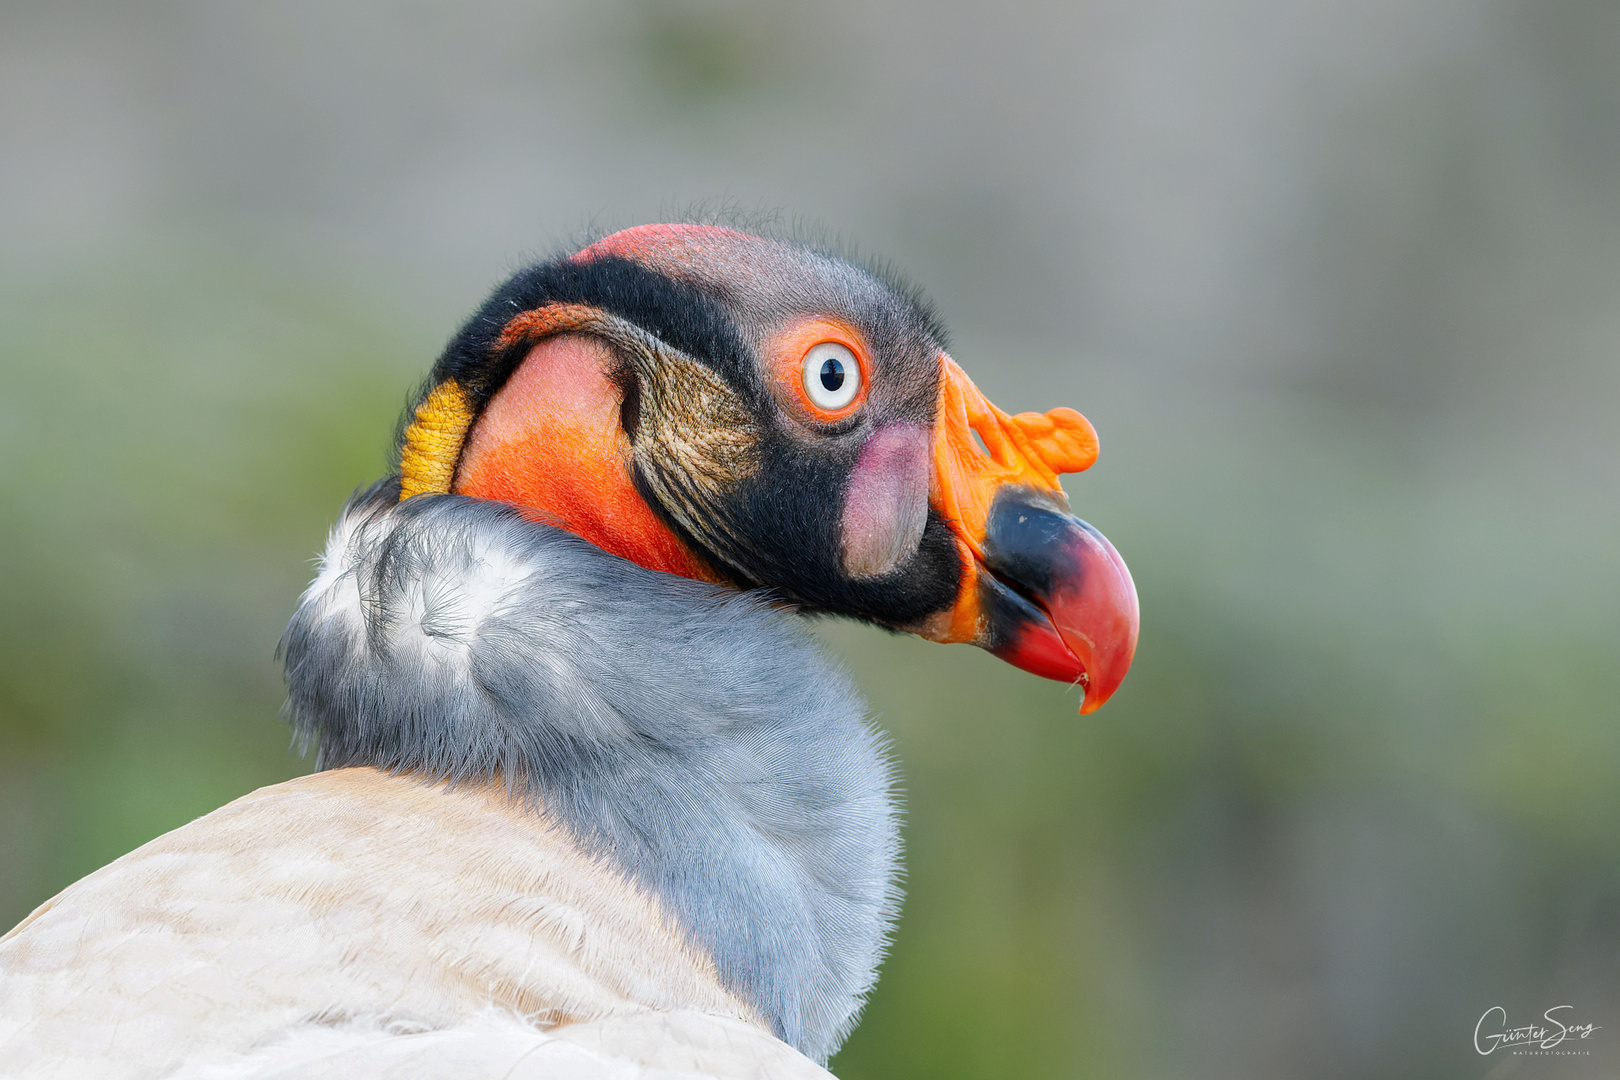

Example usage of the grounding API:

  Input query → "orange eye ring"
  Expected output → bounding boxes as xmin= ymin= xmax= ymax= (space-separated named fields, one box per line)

xmin=767 ymin=317 xmax=872 ymax=425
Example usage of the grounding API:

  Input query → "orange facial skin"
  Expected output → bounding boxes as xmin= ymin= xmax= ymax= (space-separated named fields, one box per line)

xmin=574 ymin=223 xmax=753 ymax=265
xmin=453 ymin=334 xmax=722 ymax=583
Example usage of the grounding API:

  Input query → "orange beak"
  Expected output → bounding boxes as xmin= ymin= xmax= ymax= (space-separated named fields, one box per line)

xmin=918 ymin=357 xmax=1140 ymax=713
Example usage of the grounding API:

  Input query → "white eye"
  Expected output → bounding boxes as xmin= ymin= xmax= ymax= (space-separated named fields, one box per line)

xmin=802 ymin=342 xmax=862 ymax=413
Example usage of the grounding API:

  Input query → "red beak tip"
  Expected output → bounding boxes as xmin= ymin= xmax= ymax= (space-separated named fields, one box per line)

xmin=1076 ymin=672 xmax=1100 ymax=715
xmin=1051 ymin=542 xmax=1138 ymax=716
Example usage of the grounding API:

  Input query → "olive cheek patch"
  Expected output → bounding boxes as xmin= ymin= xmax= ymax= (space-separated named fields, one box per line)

xmin=841 ymin=422 xmax=930 ymax=579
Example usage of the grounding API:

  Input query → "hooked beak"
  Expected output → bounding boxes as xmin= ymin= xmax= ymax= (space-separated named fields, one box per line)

xmin=916 ymin=357 xmax=1140 ymax=713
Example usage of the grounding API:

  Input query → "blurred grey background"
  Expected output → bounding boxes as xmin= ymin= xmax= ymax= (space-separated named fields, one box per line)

xmin=2 ymin=1 xmax=1617 ymax=1077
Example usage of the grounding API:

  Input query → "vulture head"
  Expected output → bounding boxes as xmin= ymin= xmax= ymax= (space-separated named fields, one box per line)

xmin=399 ymin=224 xmax=1138 ymax=712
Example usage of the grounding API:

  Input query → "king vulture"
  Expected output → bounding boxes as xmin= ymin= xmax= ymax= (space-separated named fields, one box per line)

xmin=0 ymin=225 xmax=1139 ymax=1079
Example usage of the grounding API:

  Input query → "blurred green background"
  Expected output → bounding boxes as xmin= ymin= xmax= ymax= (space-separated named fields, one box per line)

xmin=2 ymin=1 xmax=1617 ymax=1077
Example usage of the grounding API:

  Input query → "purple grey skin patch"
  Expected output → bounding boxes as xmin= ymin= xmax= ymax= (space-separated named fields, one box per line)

xmin=841 ymin=422 xmax=930 ymax=579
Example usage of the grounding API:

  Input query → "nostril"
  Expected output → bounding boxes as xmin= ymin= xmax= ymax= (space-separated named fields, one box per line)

xmin=969 ymin=428 xmax=992 ymax=460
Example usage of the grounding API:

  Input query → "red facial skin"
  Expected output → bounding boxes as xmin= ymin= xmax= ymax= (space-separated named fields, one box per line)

xmin=453 ymin=334 xmax=721 ymax=583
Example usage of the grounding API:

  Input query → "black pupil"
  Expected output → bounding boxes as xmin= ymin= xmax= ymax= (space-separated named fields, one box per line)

xmin=819 ymin=357 xmax=845 ymax=392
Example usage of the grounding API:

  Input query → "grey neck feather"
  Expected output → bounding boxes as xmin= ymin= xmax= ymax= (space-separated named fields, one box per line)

xmin=279 ymin=481 xmax=900 ymax=1063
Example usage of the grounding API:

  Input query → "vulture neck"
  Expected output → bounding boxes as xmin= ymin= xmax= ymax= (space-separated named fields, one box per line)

xmin=280 ymin=480 xmax=899 ymax=1064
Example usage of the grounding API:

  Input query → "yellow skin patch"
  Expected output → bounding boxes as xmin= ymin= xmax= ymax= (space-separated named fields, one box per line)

xmin=399 ymin=380 xmax=475 ymax=500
